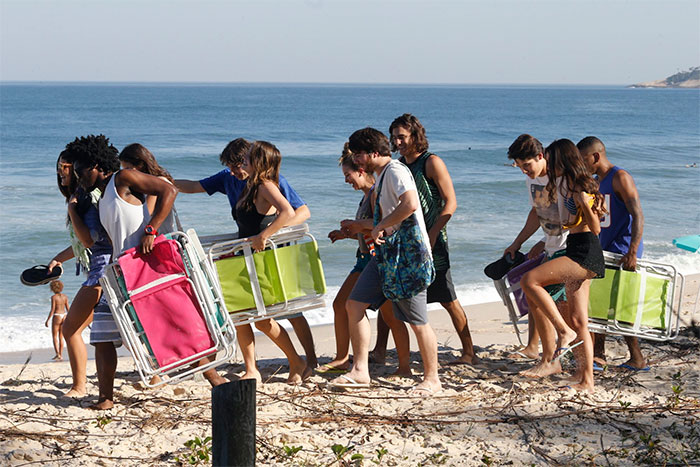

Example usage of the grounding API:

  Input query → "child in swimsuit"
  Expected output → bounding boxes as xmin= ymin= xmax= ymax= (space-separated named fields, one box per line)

xmin=46 ymin=280 xmax=69 ymax=361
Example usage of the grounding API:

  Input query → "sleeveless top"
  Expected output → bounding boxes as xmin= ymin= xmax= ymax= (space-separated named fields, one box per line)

xmin=69 ymin=187 xmax=111 ymax=274
xmin=598 ymin=166 xmax=643 ymax=257
xmin=234 ymin=204 xmax=276 ymax=239
xmin=99 ymin=171 xmax=150 ymax=258
xmin=399 ymin=151 xmax=449 ymax=270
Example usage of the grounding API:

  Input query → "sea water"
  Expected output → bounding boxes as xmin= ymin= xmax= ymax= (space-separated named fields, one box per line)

xmin=1 ymin=83 xmax=699 ymax=353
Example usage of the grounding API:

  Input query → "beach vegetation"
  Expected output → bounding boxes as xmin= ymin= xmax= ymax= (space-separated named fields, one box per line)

xmin=282 ymin=442 xmax=303 ymax=458
xmin=480 ymin=453 xmax=493 ymax=465
xmin=371 ymin=447 xmax=388 ymax=464
xmin=93 ymin=415 xmax=112 ymax=430
xmin=175 ymin=435 xmax=212 ymax=465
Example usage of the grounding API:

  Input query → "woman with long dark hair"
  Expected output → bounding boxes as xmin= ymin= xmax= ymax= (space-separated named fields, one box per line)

xmin=520 ymin=139 xmax=605 ymax=391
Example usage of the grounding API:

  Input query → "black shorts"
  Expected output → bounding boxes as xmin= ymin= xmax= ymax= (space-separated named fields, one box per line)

xmin=426 ymin=268 xmax=458 ymax=304
xmin=565 ymin=232 xmax=605 ymax=278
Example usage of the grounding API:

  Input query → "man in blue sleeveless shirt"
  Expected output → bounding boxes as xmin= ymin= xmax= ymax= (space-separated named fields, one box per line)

xmin=174 ymin=138 xmax=318 ymax=370
xmin=579 ymin=136 xmax=648 ymax=371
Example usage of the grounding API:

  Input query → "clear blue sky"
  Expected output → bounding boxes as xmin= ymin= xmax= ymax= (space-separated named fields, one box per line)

xmin=1 ymin=0 xmax=698 ymax=85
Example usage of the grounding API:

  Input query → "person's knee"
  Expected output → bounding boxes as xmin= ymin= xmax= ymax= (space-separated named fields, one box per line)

xmin=254 ymin=319 xmax=273 ymax=333
xmin=346 ymin=300 xmax=366 ymax=318
xmin=521 ymin=272 xmax=537 ymax=292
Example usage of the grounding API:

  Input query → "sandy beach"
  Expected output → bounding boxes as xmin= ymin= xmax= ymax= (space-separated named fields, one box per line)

xmin=1 ymin=274 xmax=699 ymax=466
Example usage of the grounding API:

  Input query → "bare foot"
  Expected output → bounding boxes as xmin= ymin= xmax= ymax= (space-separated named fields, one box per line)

xmin=593 ymin=357 xmax=607 ymax=367
xmin=565 ymin=381 xmax=594 ymax=392
xmin=239 ymin=370 xmax=262 ymax=385
xmin=621 ymin=358 xmax=648 ymax=370
xmin=329 ymin=370 xmax=370 ymax=387
xmin=558 ymin=328 xmax=578 ymax=349
xmin=287 ymin=366 xmax=312 ymax=385
xmin=315 ymin=360 xmax=350 ymax=373
xmin=507 ymin=347 xmax=539 ymax=360
xmin=368 ymin=350 xmax=386 ymax=365
xmin=446 ymin=353 xmax=481 ymax=365
xmin=520 ymin=359 xmax=562 ymax=378
xmin=88 ymin=399 xmax=114 ymax=410
xmin=148 ymin=375 xmax=162 ymax=387
xmin=63 ymin=387 xmax=86 ymax=398
xmin=390 ymin=368 xmax=414 ymax=378
xmin=408 ymin=379 xmax=442 ymax=397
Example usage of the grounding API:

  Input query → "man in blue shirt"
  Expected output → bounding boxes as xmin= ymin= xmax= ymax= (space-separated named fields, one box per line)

xmin=579 ymin=136 xmax=647 ymax=371
xmin=175 ymin=138 xmax=317 ymax=370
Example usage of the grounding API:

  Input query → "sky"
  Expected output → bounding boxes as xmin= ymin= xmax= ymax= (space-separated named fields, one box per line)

xmin=1 ymin=0 xmax=699 ymax=85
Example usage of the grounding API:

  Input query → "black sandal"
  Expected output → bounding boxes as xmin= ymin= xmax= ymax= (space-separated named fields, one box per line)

xmin=20 ymin=264 xmax=63 ymax=286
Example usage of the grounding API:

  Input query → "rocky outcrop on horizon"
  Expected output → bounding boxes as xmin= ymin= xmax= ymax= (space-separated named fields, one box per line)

xmin=630 ymin=66 xmax=700 ymax=88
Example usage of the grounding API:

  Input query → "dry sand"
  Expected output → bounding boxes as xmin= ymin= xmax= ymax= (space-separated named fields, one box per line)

xmin=1 ymin=274 xmax=699 ymax=466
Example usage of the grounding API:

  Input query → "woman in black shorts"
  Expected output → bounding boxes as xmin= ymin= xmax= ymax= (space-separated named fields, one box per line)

xmin=520 ymin=139 xmax=605 ymax=391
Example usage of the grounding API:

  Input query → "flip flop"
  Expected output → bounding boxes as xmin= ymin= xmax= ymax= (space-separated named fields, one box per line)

xmin=617 ymin=363 xmax=651 ymax=372
xmin=407 ymin=385 xmax=441 ymax=397
xmin=593 ymin=362 xmax=606 ymax=372
xmin=314 ymin=363 xmax=348 ymax=375
xmin=20 ymin=264 xmax=63 ymax=286
xmin=328 ymin=375 xmax=370 ymax=390
xmin=507 ymin=350 xmax=537 ymax=361
xmin=553 ymin=341 xmax=584 ymax=362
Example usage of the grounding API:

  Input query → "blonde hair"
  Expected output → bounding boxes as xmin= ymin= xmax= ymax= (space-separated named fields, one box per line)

xmin=50 ymin=280 xmax=64 ymax=293
xmin=237 ymin=141 xmax=281 ymax=211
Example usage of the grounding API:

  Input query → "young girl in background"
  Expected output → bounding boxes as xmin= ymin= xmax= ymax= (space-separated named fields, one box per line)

xmin=46 ymin=280 xmax=69 ymax=361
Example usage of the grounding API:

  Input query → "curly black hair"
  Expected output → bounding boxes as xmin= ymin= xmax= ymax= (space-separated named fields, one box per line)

xmin=66 ymin=135 xmax=120 ymax=174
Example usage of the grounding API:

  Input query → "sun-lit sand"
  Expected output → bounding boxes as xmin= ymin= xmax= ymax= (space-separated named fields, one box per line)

xmin=1 ymin=274 xmax=698 ymax=466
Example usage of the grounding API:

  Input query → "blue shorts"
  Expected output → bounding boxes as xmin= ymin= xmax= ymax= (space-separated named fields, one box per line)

xmin=83 ymin=253 xmax=111 ymax=287
xmin=350 ymin=252 xmax=372 ymax=274
xmin=90 ymin=295 xmax=122 ymax=346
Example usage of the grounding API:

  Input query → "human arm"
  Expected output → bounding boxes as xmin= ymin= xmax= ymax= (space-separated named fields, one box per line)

xmin=288 ymin=204 xmax=310 ymax=226
xmin=46 ymin=296 xmax=58 ymax=327
xmin=117 ymin=170 xmax=178 ymax=254
xmin=526 ymin=240 xmax=546 ymax=260
xmin=48 ymin=246 xmax=75 ymax=273
xmin=576 ymin=191 xmax=600 ymax=236
xmin=371 ymin=190 xmax=419 ymax=245
xmin=173 ymin=179 xmax=206 ymax=194
xmin=424 ymin=155 xmax=457 ymax=247
xmin=504 ymin=208 xmax=540 ymax=259
xmin=250 ymin=181 xmax=295 ymax=251
xmin=613 ymin=170 xmax=644 ymax=270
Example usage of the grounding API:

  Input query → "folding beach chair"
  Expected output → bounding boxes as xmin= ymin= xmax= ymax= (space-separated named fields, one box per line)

xmin=198 ymin=224 xmax=327 ymax=326
xmin=100 ymin=231 xmax=236 ymax=388
xmin=588 ymin=251 xmax=684 ymax=341
xmin=493 ymin=254 xmax=545 ymax=346
xmin=493 ymin=251 xmax=684 ymax=344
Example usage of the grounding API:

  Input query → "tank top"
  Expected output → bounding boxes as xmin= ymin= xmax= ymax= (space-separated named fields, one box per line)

xmin=399 ymin=151 xmax=449 ymax=270
xmin=234 ymin=204 xmax=276 ymax=239
xmin=598 ymin=166 xmax=643 ymax=257
xmin=99 ymin=172 xmax=150 ymax=258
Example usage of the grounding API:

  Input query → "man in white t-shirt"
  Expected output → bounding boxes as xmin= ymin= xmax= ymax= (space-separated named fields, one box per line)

xmin=504 ymin=134 xmax=569 ymax=377
xmin=329 ymin=127 xmax=441 ymax=395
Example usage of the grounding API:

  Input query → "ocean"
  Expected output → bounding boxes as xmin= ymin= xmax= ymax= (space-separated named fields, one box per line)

xmin=1 ymin=83 xmax=699 ymax=353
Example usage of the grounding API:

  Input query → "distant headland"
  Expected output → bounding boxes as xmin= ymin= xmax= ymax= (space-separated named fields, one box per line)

xmin=629 ymin=67 xmax=700 ymax=88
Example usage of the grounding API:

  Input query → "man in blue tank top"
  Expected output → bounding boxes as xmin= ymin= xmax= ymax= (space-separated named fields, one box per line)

xmin=579 ymin=136 xmax=648 ymax=371
xmin=174 ymin=138 xmax=318 ymax=370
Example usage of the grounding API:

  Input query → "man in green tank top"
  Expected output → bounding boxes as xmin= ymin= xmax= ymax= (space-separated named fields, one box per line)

xmin=382 ymin=113 xmax=478 ymax=365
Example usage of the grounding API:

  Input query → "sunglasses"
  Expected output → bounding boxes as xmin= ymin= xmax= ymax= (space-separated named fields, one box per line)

xmin=56 ymin=162 xmax=72 ymax=173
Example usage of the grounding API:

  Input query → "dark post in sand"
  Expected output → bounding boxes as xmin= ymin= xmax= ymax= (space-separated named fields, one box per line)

xmin=212 ymin=379 xmax=256 ymax=466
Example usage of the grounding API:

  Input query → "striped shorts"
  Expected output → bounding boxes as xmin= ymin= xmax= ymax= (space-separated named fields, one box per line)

xmin=90 ymin=295 xmax=122 ymax=346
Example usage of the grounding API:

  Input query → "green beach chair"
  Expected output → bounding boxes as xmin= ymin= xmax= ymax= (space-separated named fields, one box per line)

xmin=588 ymin=251 xmax=684 ymax=341
xmin=200 ymin=224 xmax=327 ymax=326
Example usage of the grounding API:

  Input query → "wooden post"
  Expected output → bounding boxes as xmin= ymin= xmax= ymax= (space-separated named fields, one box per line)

xmin=212 ymin=379 xmax=256 ymax=466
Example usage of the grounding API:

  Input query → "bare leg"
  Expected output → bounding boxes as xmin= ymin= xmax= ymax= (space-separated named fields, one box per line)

xmin=409 ymin=322 xmax=442 ymax=393
xmin=442 ymin=300 xmax=479 ymax=364
xmin=57 ymin=316 xmax=65 ymax=358
xmin=520 ymin=296 xmax=562 ymax=378
xmin=289 ymin=316 xmax=317 ymax=368
xmin=378 ymin=302 xmax=411 ymax=376
xmin=623 ymin=336 xmax=647 ymax=369
xmin=199 ymin=356 xmax=228 ymax=387
xmin=325 ymin=272 xmax=360 ymax=370
xmin=51 ymin=318 xmax=62 ymax=359
xmin=235 ymin=324 xmax=261 ymax=383
xmin=369 ymin=312 xmax=390 ymax=364
xmin=520 ymin=257 xmax=583 ymax=348
xmin=592 ymin=332 xmax=607 ymax=366
xmin=566 ymin=280 xmax=594 ymax=391
xmin=62 ymin=286 xmax=99 ymax=397
xmin=254 ymin=318 xmax=310 ymax=384
xmin=90 ymin=342 xmax=117 ymax=410
xmin=330 ymin=299 xmax=371 ymax=386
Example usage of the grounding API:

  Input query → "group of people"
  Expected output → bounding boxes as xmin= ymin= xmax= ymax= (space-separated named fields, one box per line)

xmin=44 ymin=112 xmax=646 ymax=407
